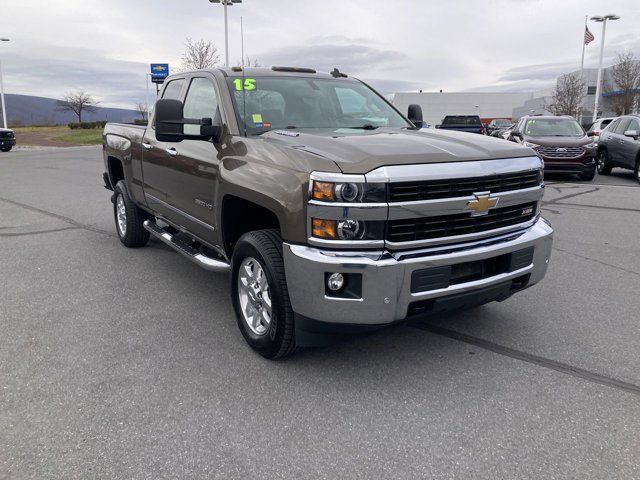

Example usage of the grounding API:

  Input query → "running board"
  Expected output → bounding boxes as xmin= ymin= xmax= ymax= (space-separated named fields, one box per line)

xmin=143 ymin=220 xmax=230 ymax=273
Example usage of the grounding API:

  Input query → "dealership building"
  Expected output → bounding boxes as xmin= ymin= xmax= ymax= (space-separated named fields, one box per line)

xmin=393 ymin=64 xmax=639 ymax=127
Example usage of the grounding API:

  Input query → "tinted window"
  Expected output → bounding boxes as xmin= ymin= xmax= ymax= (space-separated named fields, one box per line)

xmin=601 ymin=119 xmax=613 ymax=127
xmin=614 ymin=118 xmax=631 ymax=135
xmin=183 ymin=78 xmax=218 ymax=135
xmin=442 ymin=116 xmax=481 ymax=125
xmin=524 ymin=118 xmax=584 ymax=137
xmin=162 ymin=79 xmax=185 ymax=100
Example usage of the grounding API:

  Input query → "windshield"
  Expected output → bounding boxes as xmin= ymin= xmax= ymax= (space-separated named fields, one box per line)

xmin=227 ymin=76 xmax=411 ymax=135
xmin=524 ymin=118 xmax=584 ymax=137
xmin=491 ymin=119 xmax=511 ymax=127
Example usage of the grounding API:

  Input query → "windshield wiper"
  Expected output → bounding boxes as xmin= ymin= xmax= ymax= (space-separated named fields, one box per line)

xmin=347 ymin=124 xmax=379 ymax=130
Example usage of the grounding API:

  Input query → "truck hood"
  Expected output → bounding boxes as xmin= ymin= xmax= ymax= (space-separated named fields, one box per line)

xmin=262 ymin=128 xmax=533 ymax=174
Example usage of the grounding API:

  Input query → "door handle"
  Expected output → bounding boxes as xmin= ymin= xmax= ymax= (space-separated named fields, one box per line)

xmin=165 ymin=147 xmax=178 ymax=157
xmin=142 ymin=142 xmax=151 ymax=150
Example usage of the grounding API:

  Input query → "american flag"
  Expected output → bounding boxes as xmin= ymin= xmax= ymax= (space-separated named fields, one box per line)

xmin=584 ymin=26 xmax=595 ymax=45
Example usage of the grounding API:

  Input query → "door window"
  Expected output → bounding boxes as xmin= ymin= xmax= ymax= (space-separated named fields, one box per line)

xmin=627 ymin=119 xmax=639 ymax=133
xmin=183 ymin=78 xmax=219 ymax=135
xmin=162 ymin=79 xmax=185 ymax=100
xmin=614 ymin=118 xmax=631 ymax=135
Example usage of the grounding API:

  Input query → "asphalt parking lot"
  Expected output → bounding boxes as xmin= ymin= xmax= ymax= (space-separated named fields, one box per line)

xmin=1 ymin=146 xmax=639 ymax=479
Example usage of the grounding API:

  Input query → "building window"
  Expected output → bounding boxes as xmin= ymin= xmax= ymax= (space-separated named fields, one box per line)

xmin=587 ymin=86 xmax=597 ymax=95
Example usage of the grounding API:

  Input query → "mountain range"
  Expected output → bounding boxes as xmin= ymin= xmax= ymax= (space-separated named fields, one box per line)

xmin=1 ymin=94 xmax=139 ymax=125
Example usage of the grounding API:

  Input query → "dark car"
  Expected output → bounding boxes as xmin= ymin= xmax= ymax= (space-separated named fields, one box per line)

xmin=0 ymin=128 xmax=16 ymax=152
xmin=435 ymin=115 xmax=485 ymax=134
xmin=508 ymin=115 xmax=596 ymax=180
xmin=486 ymin=118 xmax=512 ymax=136
xmin=596 ymin=115 xmax=640 ymax=183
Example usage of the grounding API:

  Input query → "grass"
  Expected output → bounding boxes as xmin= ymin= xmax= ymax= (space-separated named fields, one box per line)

xmin=53 ymin=129 xmax=103 ymax=145
xmin=12 ymin=125 xmax=103 ymax=146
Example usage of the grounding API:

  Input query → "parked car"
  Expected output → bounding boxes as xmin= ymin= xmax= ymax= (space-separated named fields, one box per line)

xmin=486 ymin=119 xmax=512 ymax=136
xmin=586 ymin=117 xmax=615 ymax=144
xmin=435 ymin=115 xmax=485 ymax=134
xmin=102 ymin=66 xmax=553 ymax=358
xmin=491 ymin=123 xmax=515 ymax=138
xmin=596 ymin=115 xmax=640 ymax=183
xmin=508 ymin=115 xmax=596 ymax=180
xmin=0 ymin=128 xmax=16 ymax=152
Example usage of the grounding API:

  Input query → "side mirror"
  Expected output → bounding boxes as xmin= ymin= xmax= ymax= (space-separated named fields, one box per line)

xmin=407 ymin=104 xmax=423 ymax=129
xmin=586 ymin=131 xmax=595 ymax=137
xmin=155 ymin=99 xmax=222 ymax=143
xmin=624 ymin=129 xmax=639 ymax=140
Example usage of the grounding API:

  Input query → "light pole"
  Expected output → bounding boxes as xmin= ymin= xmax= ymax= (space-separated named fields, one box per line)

xmin=590 ymin=14 xmax=620 ymax=123
xmin=208 ymin=0 xmax=242 ymax=68
xmin=0 ymin=37 xmax=10 ymax=129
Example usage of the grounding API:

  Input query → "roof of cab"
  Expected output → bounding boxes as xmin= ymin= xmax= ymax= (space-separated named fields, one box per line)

xmin=214 ymin=66 xmax=353 ymax=79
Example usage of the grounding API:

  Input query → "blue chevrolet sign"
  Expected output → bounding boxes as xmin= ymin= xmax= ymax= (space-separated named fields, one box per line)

xmin=150 ymin=63 xmax=169 ymax=83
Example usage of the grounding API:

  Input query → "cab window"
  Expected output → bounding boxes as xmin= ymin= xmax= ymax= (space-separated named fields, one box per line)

xmin=162 ymin=79 xmax=185 ymax=100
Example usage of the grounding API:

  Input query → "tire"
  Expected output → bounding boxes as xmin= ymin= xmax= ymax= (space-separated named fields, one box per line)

xmin=0 ymin=146 xmax=11 ymax=152
xmin=579 ymin=169 xmax=595 ymax=181
xmin=596 ymin=149 xmax=612 ymax=175
xmin=635 ymin=157 xmax=640 ymax=185
xmin=113 ymin=180 xmax=150 ymax=248
xmin=231 ymin=229 xmax=297 ymax=359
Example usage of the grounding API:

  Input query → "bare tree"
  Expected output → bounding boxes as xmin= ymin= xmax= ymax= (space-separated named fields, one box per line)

xmin=607 ymin=51 xmax=640 ymax=115
xmin=135 ymin=102 xmax=148 ymax=121
xmin=546 ymin=74 xmax=585 ymax=118
xmin=57 ymin=91 xmax=99 ymax=123
xmin=235 ymin=56 xmax=261 ymax=67
xmin=179 ymin=37 xmax=220 ymax=71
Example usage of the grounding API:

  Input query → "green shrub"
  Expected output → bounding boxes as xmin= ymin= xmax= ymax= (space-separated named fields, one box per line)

xmin=68 ymin=122 xmax=80 ymax=129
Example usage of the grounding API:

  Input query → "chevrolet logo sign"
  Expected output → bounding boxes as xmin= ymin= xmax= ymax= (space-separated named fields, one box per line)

xmin=467 ymin=193 xmax=499 ymax=216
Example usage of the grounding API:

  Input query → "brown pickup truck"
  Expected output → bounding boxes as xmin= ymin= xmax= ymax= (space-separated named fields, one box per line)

xmin=102 ymin=66 xmax=553 ymax=358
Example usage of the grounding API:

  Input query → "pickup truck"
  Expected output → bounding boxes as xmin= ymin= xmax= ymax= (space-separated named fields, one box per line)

xmin=436 ymin=115 xmax=485 ymax=134
xmin=102 ymin=66 xmax=553 ymax=358
xmin=0 ymin=127 xmax=16 ymax=152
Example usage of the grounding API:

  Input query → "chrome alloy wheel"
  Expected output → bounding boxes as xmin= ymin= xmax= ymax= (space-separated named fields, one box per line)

xmin=116 ymin=194 xmax=127 ymax=236
xmin=597 ymin=152 xmax=606 ymax=172
xmin=237 ymin=257 xmax=272 ymax=336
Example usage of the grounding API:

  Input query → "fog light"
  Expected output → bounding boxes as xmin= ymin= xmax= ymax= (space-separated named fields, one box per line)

xmin=327 ymin=272 xmax=345 ymax=292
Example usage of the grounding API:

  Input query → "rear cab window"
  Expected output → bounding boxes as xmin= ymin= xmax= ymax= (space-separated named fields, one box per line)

xmin=442 ymin=116 xmax=481 ymax=126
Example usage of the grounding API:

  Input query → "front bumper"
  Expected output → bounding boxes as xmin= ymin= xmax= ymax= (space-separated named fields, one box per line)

xmin=283 ymin=218 xmax=553 ymax=325
xmin=542 ymin=153 xmax=596 ymax=175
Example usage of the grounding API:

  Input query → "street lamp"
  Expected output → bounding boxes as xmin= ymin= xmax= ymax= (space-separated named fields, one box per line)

xmin=0 ymin=37 xmax=9 ymax=129
xmin=590 ymin=14 xmax=620 ymax=122
xmin=208 ymin=0 xmax=242 ymax=68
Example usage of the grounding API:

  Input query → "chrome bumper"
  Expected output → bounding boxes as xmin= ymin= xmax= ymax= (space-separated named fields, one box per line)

xmin=283 ymin=218 xmax=553 ymax=325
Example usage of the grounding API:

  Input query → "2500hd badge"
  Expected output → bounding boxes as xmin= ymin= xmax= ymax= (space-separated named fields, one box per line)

xmin=102 ymin=66 xmax=553 ymax=359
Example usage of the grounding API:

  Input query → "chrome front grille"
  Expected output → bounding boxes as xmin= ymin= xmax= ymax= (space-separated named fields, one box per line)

xmin=386 ymin=202 xmax=537 ymax=243
xmin=388 ymin=171 xmax=541 ymax=202
xmin=536 ymin=146 xmax=584 ymax=158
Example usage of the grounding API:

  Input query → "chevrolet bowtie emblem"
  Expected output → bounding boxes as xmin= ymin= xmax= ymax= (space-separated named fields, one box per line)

xmin=467 ymin=193 xmax=499 ymax=216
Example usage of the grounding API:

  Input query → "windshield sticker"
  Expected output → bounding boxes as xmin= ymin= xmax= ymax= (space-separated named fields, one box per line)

xmin=252 ymin=114 xmax=263 ymax=124
xmin=234 ymin=78 xmax=256 ymax=91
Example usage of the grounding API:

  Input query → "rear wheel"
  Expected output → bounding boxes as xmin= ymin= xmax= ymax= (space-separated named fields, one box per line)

xmin=231 ymin=229 xmax=296 ymax=359
xmin=0 ymin=146 xmax=11 ymax=152
xmin=635 ymin=157 xmax=640 ymax=185
xmin=596 ymin=150 xmax=612 ymax=175
xmin=113 ymin=180 xmax=150 ymax=248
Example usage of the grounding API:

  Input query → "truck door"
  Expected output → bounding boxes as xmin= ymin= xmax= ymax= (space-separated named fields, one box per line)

xmin=159 ymin=76 xmax=223 ymax=244
xmin=141 ymin=77 xmax=187 ymax=218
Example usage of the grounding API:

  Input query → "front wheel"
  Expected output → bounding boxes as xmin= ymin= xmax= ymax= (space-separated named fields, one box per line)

xmin=579 ymin=169 xmax=595 ymax=181
xmin=596 ymin=150 xmax=612 ymax=175
xmin=231 ymin=229 xmax=297 ymax=359
xmin=0 ymin=146 xmax=11 ymax=152
xmin=635 ymin=158 xmax=640 ymax=185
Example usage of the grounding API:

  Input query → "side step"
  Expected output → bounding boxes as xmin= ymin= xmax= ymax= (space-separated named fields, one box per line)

xmin=143 ymin=220 xmax=230 ymax=273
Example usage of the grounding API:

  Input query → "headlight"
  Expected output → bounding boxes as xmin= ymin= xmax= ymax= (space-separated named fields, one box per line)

xmin=311 ymin=218 xmax=384 ymax=241
xmin=309 ymin=175 xmax=386 ymax=203
xmin=523 ymin=141 xmax=540 ymax=149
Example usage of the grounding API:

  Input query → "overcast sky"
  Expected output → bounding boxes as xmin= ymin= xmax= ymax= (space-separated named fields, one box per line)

xmin=2 ymin=0 xmax=639 ymax=108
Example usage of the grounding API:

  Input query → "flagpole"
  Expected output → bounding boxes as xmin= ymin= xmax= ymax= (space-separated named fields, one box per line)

xmin=579 ymin=15 xmax=587 ymax=124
